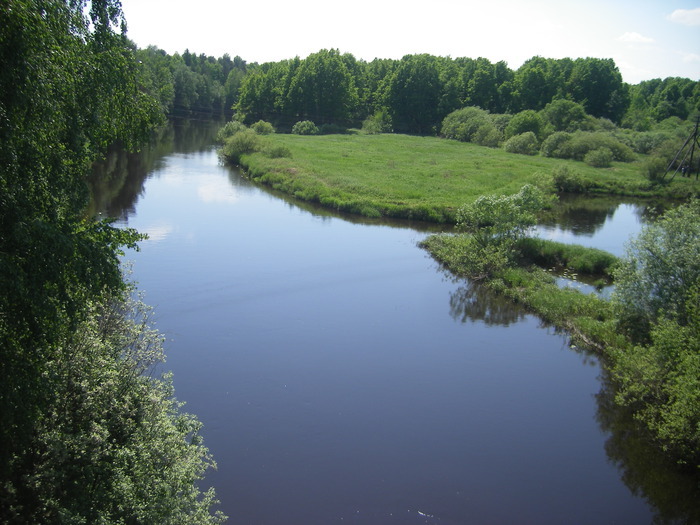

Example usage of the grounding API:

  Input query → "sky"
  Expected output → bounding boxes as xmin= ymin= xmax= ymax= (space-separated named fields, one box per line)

xmin=120 ymin=0 xmax=700 ymax=84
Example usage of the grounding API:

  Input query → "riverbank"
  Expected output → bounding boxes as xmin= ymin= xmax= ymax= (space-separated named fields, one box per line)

xmin=420 ymin=234 xmax=625 ymax=353
xmin=232 ymin=133 xmax=698 ymax=223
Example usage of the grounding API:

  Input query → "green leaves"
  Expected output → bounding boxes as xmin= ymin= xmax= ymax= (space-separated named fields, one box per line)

xmin=612 ymin=200 xmax=700 ymax=335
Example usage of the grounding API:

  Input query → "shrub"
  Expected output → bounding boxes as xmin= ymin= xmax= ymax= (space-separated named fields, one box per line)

xmin=505 ymin=110 xmax=545 ymax=140
xmin=584 ymin=147 xmax=613 ymax=168
xmin=540 ymin=99 xmax=588 ymax=132
xmin=644 ymin=157 xmax=668 ymax=183
xmin=473 ymin=124 xmax=502 ymax=147
xmin=292 ymin=120 xmax=319 ymax=135
xmin=540 ymin=131 xmax=572 ymax=157
xmin=216 ymin=120 xmax=247 ymax=143
xmin=219 ymin=129 xmax=261 ymax=164
xmin=503 ymin=132 xmax=538 ymax=155
xmin=629 ymin=131 xmax=672 ymax=154
xmin=251 ymin=120 xmax=275 ymax=135
xmin=551 ymin=165 xmax=591 ymax=193
xmin=491 ymin=114 xmax=512 ymax=133
xmin=361 ymin=110 xmax=392 ymax=134
xmin=554 ymin=131 xmax=635 ymax=162
xmin=263 ymin=144 xmax=292 ymax=159
xmin=441 ymin=107 xmax=501 ymax=145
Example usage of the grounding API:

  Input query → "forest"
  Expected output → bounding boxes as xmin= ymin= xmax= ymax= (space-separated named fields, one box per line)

xmin=1 ymin=0 xmax=698 ymax=522
xmin=137 ymin=46 xmax=698 ymax=134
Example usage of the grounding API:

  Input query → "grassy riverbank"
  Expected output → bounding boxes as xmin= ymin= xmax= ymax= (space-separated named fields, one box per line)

xmin=421 ymin=233 xmax=626 ymax=351
xmin=234 ymin=133 xmax=698 ymax=222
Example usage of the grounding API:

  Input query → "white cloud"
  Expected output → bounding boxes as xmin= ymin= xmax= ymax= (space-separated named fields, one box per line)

xmin=618 ymin=31 xmax=654 ymax=43
xmin=667 ymin=8 xmax=700 ymax=26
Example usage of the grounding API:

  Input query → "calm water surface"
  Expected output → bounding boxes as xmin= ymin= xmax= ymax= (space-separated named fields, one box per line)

xmin=93 ymin=120 xmax=681 ymax=524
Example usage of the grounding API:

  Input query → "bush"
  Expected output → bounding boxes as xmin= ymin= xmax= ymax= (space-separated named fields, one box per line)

xmin=505 ymin=110 xmax=545 ymax=140
xmin=629 ymin=131 xmax=672 ymax=154
xmin=540 ymin=99 xmax=588 ymax=132
xmin=503 ymin=132 xmax=538 ymax=155
xmin=441 ymin=107 xmax=502 ymax=146
xmin=219 ymin=129 xmax=261 ymax=164
xmin=548 ymin=131 xmax=635 ymax=162
xmin=251 ymin=120 xmax=275 ymax=135
xmin=361 ymin=110 xmax=392 ymax=134
xmin=292 ymin=120 xmax=319 ymax=135
xmin=263 ymin=144 xmax=292 ymax=159
xmin=540 ymin=131 xmax=572 ymax=157
xmin=551 ymin=165 xmax=591 ymax=193
xmin=491 ymin=113 xmax=512 ymax=133
xmin=584 ymin=147 xmax=613 ymax=168
xmin=216 ymin=120 xmax=247 ymax=143
xmin=644 ymin=157 xmax=668 ymax=183
xmin=612 ymin=200 xmax=700 ymax=336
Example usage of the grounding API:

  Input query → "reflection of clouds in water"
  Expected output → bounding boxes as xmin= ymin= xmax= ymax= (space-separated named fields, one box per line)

xmin=197 ymin=177 xmax=238 ymax=204
xmin=534 ymin=226 xmax=580 ymax=242
xmin=141 ymin=223 xmax=174 ymax=242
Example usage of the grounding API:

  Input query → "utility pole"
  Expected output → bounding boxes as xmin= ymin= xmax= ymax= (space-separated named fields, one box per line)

xmin=664 ymin=116 xmax=700 ymax=182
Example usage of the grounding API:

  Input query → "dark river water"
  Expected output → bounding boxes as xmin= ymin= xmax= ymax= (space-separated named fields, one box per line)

xmin=90 ymin=119 xmax=697 ymax=524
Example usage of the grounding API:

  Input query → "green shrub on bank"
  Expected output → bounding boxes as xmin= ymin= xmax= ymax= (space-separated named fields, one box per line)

xmin=504 ymin=110 xmax=545 ymax=140
xmin=216 ymin=120 xmax=247 ymax=143
xmin=251 ymin=120 xmax=275 ymax=135
xmin=584 ymin=147 xmax=614 ymax=168
xmin=503 ymin=132 xmax=539 ymax=155
xmin=362 ymin=110 xmax=393 ymax=134
xmin=220 ymin=129 xmax=261 ymax=164
xmin=551 ymin=165 xmax=593 ymax=193
xmin=541 ymin=131 xmax=635 ymax=162
xmin=644 ymin=157 xmax=667 ymax=182
xmin=292 ymin=120 xmax=319 ymax=135
xmin=441 ymin=107 xmax=502 ymax=147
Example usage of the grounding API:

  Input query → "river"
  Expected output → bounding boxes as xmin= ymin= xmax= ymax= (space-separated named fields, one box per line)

xmin=90 ymin=119 xmax=695 ymax=524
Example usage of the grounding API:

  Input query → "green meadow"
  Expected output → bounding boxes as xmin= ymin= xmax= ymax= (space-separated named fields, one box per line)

xmin=236 ymin=133 xmax=696 ymax=223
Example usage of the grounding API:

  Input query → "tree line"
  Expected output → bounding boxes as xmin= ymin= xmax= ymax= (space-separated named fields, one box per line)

xmin=137 ymin=46 xmax=699 ymax=135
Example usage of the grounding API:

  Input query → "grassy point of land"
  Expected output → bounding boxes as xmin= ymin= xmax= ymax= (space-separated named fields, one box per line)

xmin=236 ymin=133 xmax=698 ymax=223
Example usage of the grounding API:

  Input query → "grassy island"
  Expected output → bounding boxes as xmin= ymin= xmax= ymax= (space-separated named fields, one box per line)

xmin=225 ymin=132 xmax=697 ymax=223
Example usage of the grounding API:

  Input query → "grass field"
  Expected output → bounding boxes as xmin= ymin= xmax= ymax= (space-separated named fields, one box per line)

xmin=236 ymin=132 xmax=698 ymax=223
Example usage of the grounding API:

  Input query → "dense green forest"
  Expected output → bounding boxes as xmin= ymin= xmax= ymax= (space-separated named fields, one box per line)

xmin=136 ymin=46 xmax=698 ymax=134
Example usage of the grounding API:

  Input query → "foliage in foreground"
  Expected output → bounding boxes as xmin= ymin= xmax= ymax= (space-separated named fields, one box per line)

xmin=1 ymin=1 xmax=223 ymax=521
xmin=610 ymin=201 xmax=700 ymax=464
xmin=612 ymin=200 xmax=700 ymax=339
xmin=6 ymin=292 xmax=225 ymax=523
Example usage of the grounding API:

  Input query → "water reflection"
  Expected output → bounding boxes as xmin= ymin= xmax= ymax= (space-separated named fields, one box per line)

xmin=449 ymin=280 xmax=528 ymax=326
xmin=595 ymin=370 xmax=700 ymax=523
xmin=88 ymin=118 xmax=223 ymax=219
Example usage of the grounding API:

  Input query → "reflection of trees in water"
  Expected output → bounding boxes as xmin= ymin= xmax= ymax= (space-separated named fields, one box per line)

xmin=449 ymin=272 xmax=699 ymax=520
xmin=449 ymin=280 xmax=528 ymax=326
xmin=539 ymin=194 xmax=670 ymax=236
xmin=595 ymin=368 xmax=700 ymax=523
xmin=87 ymin=118 xmax=223 ymax=219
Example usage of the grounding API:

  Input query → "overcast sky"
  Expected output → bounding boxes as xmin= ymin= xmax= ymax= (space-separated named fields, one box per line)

xmin=120 ymin=0 xmax=700 ymax=84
